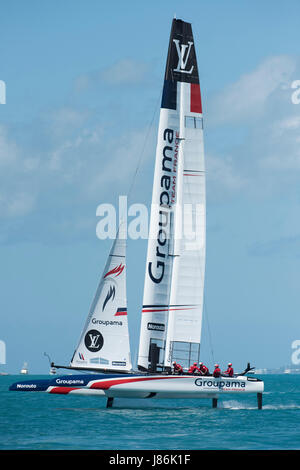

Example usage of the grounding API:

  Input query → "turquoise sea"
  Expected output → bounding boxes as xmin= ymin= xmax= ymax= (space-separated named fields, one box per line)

xmin=1 ymin=374 xmax=299 ymax=452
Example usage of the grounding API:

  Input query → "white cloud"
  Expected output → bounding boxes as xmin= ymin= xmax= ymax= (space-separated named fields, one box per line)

xmin=1 ymin=54 xmax=300 ymax=240
xmin=100 ymin=59 xmax=149 ymax=85
xmin=278 ymin=115 xmax=300 ymax=131
xmin=259 ymin=112 xmax=300 ymax=171
xmin=0 ymin=126 xmax=37 ymax=217
xmin=204 ymin=55 xmax=300 ymax=199
xmin=0 ymin=191 xmax=36 ymax=217
xmin=74 ymin=58 xmax=149 ymax=91
xmin=0 ymin=101 xmax=155 ymax=244
xmin=47 ymin=107 xmax=89 ymax=140
xmin=208 ymin=55 xmax=296 ymax=125
xmin=206 ymin=152 xmax=248 ymax=194
xmin=0 ymin=125 xmax=19 ymax=167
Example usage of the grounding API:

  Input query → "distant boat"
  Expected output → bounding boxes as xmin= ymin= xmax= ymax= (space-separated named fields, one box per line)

xmin=20 ymin=362 xmax=28 ymax=375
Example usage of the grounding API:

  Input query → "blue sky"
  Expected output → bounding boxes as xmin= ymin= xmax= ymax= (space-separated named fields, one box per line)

xmin=1 ymin=0 xmax=300 ymax=373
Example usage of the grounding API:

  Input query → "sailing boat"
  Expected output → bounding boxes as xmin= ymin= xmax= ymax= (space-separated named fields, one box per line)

xmin=20 ymin=362 xmax=28 ymax=375
xmin=10 ymin=18 xmax=264 ymax=408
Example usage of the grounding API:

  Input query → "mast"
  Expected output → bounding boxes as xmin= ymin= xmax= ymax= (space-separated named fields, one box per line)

xmin=70 ymin=223 xmax=132 ymax=372
xmin=137 ymin=19 xmax=205 ymax=372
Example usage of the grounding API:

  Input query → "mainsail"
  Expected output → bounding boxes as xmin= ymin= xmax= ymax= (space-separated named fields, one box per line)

xmin=138 ymin=19 xmax=206 ymax=372
xmin=70 ymin=224 xmax=132 ymax=372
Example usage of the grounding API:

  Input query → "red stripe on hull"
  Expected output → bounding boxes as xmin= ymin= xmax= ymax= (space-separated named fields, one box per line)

xmin=49 ymin=387 xmax=79 ymax=394
xmin=90 ymin=376 xmax=184 ymax=390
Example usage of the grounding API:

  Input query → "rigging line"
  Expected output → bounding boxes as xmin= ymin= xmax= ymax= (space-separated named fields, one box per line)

xmin=115 ymin=91 xmax=161 ymax=235
xmin=127 ymin=92 xmax=162 ymax=204
xmin=116 ymin=91 xmax=161 ymax=233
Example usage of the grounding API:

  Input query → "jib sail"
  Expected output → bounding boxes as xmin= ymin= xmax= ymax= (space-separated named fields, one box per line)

xmin=70 ymin=224 xmax=132 ymax=372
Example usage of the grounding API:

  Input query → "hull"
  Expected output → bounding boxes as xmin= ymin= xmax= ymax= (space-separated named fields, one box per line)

xmin=9 ymin=373 xmax=264 ymax=399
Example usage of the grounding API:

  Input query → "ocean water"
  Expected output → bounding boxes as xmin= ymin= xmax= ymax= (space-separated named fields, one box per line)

xmin=0 ymin=374 xmax=300 ymax=451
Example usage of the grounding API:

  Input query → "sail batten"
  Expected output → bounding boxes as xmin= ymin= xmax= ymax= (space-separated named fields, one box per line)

xmin=138 ymin=18 xmax=206 ymax=372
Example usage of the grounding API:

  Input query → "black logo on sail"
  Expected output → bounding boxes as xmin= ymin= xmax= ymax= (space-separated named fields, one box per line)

xmin=164 ymin=19 xmax=199 ymax=85
xmin=84 ymin=329 xmax=104 ymax=352
xmin=173 ymin=39 xmax=194 ymax=74
xmin=102 ymin=285 xmax=116 ymax=311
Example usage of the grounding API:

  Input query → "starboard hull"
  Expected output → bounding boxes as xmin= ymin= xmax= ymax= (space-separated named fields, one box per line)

xmin=10 ymin=373 xmax=264 ymax=400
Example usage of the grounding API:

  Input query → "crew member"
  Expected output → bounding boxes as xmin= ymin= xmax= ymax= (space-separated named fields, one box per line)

xmin=198 ymin=362 xmax=209 ymax=376
xmin=213 ymin=364 xmax=221 ymax=377
xmin=223 ymin=362 xmax=234 ymax=377
xmin=173 ymin=361 xmax=183 ymax=375
xmin=188 ymin=362 xmax=199 ymax=374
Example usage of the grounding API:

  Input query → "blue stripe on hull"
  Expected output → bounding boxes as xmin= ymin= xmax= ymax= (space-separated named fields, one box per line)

xmin=9 ymin=373 xmax=145 ymax=392
xmin=9 ymin=379 xmax=51 ymax=391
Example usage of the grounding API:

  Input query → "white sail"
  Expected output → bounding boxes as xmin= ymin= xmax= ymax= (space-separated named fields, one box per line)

xmin=70 ymin=224 xmax=132 ymax=372
xmin=138 ymin=19 xmax=205 ymax=371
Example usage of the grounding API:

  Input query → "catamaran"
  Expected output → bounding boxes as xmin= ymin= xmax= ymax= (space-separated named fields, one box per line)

xmin=10 ymin=18 xmax=264 ymax=408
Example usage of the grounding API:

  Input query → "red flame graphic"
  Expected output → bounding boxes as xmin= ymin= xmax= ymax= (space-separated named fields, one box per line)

xmin=104 ymin=263 xmax=125 ymax=279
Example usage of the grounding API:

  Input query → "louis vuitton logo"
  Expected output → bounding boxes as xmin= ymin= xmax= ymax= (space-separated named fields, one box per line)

xmin=88 ymin=333 xmax=101 ymax=348
xmin=84 ymin=329 xmax=104 ymax=352
xmin=173 ymin=39 xmax=194 ymax=74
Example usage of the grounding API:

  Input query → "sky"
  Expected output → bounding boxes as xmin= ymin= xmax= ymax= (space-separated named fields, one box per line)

xmin=1 ymin=0 xmax=300 ymax=374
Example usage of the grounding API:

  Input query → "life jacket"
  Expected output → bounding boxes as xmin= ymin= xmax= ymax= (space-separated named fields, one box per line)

xmin=213 ymin=367 xmax=221 ymax=377
xmin=174 ymin=363 xmax=183 ymax=373
xmin=224 ymin=367 xmax=234 ymax=377
xmin=188 ymin=365 xmax=198 ymax=374
xmin=200 ymin=365 xmax=209 ymax=375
